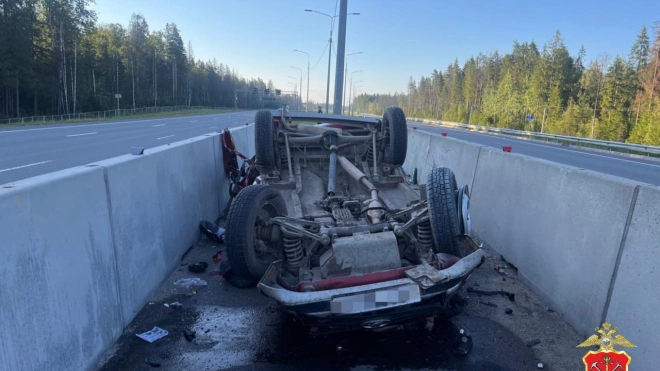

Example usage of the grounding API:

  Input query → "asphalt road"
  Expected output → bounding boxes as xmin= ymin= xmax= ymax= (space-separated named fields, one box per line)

xmin=98 ymin=237 xmax=584 ymax=371
xmin=2 ymin=111 xmax=658 ymax=186
xmin=410 ymin=123 xmax=660 ymax=186
xmin=0 ymin=111 xmax=255 ymax=185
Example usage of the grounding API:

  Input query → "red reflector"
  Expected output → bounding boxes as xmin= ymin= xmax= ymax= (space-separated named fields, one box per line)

xmin=441 ymin=132 xmax=447 ymax=136
xmin=503 ymin=146 xmax=512 ymax=152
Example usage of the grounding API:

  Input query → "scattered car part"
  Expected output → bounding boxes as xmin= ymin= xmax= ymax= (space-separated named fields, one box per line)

xmin=183 ymin=329 xmax=196 ymax=342
xmin=188 ymin=262 xmax=209 ymax=273
xmin=144 ymin=358 xmax=161 ymax=368
xmin=452 ymin=328 xmax=473 ymax=356
xmin=199 ymin=220 xmax=225 ymax=244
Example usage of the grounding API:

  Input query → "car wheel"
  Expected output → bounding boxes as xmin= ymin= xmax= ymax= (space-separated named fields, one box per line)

xmin=381 ymin=106 xmax=408 ymax=166
xmin=255 ymin=109 xmax=276 ymax=171
xmin=225 ymin=184 xmax=287 ymax=282
xmin=426 ymin=167 xmax=463 ymax=257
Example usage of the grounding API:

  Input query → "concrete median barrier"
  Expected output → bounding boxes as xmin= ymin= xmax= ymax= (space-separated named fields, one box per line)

xmin=605 ymin=184 xmax=660 ymax=369
xmin=92 ymin=134 xmax=221 ymax=326
xmin=469 ymin=146 xmax=637 ymax=336
xmin=0 ymin=167 xmax=122 ymax=371
xmin=403 ymin=129 xmax=482 ymax=189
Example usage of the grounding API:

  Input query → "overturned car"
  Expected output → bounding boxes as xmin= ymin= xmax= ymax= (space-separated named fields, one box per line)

xmin=224 ymin=106 xmax=485 ymax=334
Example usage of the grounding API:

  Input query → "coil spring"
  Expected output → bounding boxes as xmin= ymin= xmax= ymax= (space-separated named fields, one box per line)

xmin=365 ymin=144 xmax=375 ymax=162
xmin=283 ymin=231 xmax=304 ymax=270
xmin=417 ymin=221 xmax=434 ymax=250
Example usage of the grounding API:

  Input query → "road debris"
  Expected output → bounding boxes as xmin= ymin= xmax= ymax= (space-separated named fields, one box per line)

xmin=526 ymin=339 xmax=541 ymax=347
xmin=188 ymin=262 xmax=208 ymax=273
xmin=451 ymin=328 xmax=473 ymax=356
xmin=479 ymin=301 xmax=498 ymax=307
xmin=144 ymin=358 xmax=161 ymax=368
xmin=467 ymin=287 xmax=515 ymax=301
xmin=505 ymin=308 xmax=513 ymax=314
xmin=183 ymin=329 xmax=196 ymax=342
xmin=136 ymin=327 xmax=168 ymax=343
xmin=199 ymin=220 xmax=225 ymax=244
xmin=537 ymin=362 xmax=544 ymax=369
xmin=169 ymin=301 xmax=182 ymax=309
xmin=173 ymin=277 xmax=207 ymax=291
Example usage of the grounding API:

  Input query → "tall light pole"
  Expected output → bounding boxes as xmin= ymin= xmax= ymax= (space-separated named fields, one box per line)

xmin=291 ymin=66 xmax=302 ymax=112
xmin=348 ymin=70 xmax=362 ymax=115
xmin=343 ymin=52 xmax=362 ymax=114
xmin=293 ymin=49 xmax=310 ymax=112
xmin=287 ymin=76 xmax=298 ymax=110
xmin=305 ymin=8 xmax=359 ymax=114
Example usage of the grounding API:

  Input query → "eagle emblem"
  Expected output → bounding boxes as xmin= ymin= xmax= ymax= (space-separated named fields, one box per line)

xmin=577 ymin=322 xmax=635 ymax=371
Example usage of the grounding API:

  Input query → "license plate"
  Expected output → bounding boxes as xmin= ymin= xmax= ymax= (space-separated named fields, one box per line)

xmin=330 ymin=284 xmax=421 ymax=314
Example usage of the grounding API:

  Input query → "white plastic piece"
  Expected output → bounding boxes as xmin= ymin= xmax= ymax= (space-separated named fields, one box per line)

xmin=136 ymin=327 xmax=169 ymax=343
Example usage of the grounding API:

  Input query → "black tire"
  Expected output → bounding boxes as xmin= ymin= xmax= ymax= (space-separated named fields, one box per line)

xmin=427 ymin=167 xmax=462 ymax=257
xmin=225 ymin=184 xmax=287 ymax=282
xmin=381 ymin=106 xmax=408 ymax=166
xmin=255 ymin=109 xmax=275 ymax=170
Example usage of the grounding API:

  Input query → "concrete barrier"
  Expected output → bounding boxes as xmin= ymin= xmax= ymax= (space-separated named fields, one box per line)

xmin=469 ymin=146 xmax=637 ymax=336
xmin=403 ymin=130 xmax=482 ymax=189
xmin=91 ymin=134 xmax=221 ymax=325
xmin=605 ymin=184 xmax=660 ymax=369
xmin=0 ymin=167 xmax=122 ymax=371
xmin=0 ymin=125 xmax=257 ymax=370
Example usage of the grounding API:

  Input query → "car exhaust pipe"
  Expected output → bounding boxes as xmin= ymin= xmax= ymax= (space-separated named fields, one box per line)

xmin=337 ymin=155 xmax=384 ymax=223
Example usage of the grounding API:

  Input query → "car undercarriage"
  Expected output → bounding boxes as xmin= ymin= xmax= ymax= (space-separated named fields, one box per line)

xmin=223 ymin=106 xmax=485 ymax=333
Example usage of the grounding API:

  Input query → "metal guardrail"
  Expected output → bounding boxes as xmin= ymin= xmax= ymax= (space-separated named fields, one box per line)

xmin=406 ymin=116 xmax=660 ymax=157
xmin=0 ymin=105 xmax=235 ymax=125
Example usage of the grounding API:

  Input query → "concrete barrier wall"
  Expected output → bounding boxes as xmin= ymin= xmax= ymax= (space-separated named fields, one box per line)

xmin=403 ymin=129 xmax=481 ymax=189
xmin=405 ymin=127 xmax=660 ymax=368
xmin=605 ymin=184 xmax=660 ymax=370
xmin=0 ymin=125 xmax=254 ymax=371
xmin=0 ymin=167 xmax=122 ymax=371
xmin=469 ymin=147 xmax=637 ymax=336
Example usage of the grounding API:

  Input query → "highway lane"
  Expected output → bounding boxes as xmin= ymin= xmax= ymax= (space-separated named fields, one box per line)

xmin=410 ymin=122 xmax=660 ymax=186
xmin=0 ymin=111 xmax=255 ymax=185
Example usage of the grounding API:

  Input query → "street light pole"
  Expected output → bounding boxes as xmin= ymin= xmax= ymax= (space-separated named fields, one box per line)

xmin=287 ymin=76 xmax=298 ymax=110
xmin=343 ymin=52 xmax=362 ymax=114
xmin=291 ymin=66 xmax=302 ymax=112
xmin=348 ymin=70 xmax=362 ymax=116
xmin=305 ymin=9 xmax=359 ymax=114
xmin=293 ymin=49 xmax=310 ymax=111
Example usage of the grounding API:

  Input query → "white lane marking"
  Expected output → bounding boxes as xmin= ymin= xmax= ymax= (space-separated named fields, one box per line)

xmin=209 ymin=126 xmax=217 ymax=129
xmin=0 ymin=113 xmax=238 ymax=134
xmin=232 ymin=121 xmax=239 ymax=124
xmin=66 ymin=132 xmax=97 ymax=137
xmin=157 ymin=135 xmax=175 ymax=140
xmin=152 ymin=124 xmax=166 ymax=127
xmin=413 ymin=123 xmax=660 ymax=168
xmin=213 ymin=118 xmax=218 ymax=120
xmin=189 ymin=120 xmax=198 ymax=123
xmin=0 ymin=160 xmax=52 ymax=173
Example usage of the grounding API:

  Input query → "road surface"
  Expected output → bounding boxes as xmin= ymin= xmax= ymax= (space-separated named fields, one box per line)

xmin=1 ymin=112 xmax=658 ymax=186
xmin=0 ymin=111 xmax=255 ymax=185
xmin=410 ymin=123 xmax=660 ymax=186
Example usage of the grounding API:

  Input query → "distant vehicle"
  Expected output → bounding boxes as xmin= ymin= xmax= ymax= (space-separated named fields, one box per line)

xmin=223 ymin=107 xmax=483 ymax=335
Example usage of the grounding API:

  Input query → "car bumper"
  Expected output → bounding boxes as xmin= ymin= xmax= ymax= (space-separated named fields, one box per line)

xmin=257 ymin=248 xmax=485 ymax=330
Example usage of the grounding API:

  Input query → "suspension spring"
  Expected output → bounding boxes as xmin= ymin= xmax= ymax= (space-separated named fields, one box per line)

xmin=417 ymin=221 xmax=434 ymax=250
xmin=282 ymin=228 xmax=304 ymax=271
xmin=365 ymin=144 xmax=375 ymax=162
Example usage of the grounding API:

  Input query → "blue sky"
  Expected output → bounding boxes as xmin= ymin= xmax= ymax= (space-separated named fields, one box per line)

xmin=92 ymin=0 xmax=659 ymax=104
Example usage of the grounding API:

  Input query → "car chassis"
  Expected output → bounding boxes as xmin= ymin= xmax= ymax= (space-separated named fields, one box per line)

xmin=224 ymin=106 xmax=485 ymax=334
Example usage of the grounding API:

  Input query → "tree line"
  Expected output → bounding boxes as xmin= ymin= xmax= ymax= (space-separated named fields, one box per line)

xmin=353 ymin=27 xmax=660 ymax=145
xmin=0 ymin=0 xmax=288 ymax=119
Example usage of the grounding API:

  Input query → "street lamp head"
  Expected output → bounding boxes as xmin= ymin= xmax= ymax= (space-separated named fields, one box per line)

xmin=349 ymin=13 xmax=360 ymax=15
xmin=304 ymin=9 xmax=312 ymax=12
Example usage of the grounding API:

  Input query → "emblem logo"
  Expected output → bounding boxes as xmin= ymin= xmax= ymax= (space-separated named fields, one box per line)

xmin=577 ymin=322 xmax=635 ymax=371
